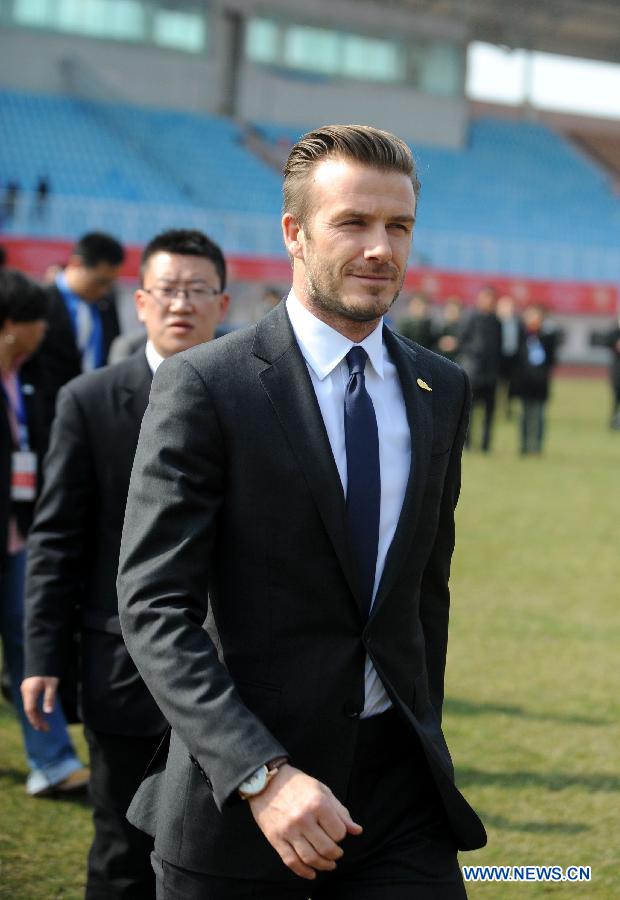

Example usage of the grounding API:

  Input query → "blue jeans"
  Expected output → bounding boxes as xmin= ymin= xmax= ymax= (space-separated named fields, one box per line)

xmin=0 ymin=549 xmax=82 ymax=783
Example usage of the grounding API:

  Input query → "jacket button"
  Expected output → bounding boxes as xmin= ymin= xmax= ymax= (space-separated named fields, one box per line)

xmin=343 ymin=701 xmax=361 ymax=719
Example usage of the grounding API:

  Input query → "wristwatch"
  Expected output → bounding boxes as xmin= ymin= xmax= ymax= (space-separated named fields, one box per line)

xmin=238 ymin=756 xmax=289 ymax=800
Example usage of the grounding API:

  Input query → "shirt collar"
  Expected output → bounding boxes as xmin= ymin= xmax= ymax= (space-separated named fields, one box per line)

xmin=145 ymin=340 xmax=165 ymax=374
xmin=286 ymin=290 xmax=384 ymax=381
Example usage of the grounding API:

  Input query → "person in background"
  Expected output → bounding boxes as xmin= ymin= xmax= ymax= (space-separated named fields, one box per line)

xmin=33 ymin=176 xmax=50 ymax=220
xmin=398 ymin=291 xmax=434 ymax=348
xmin=434 ymin=296 xmax=462 ymax=362
xmin=603 ymin=316 xmax=620 ymax=430
xmin=459 ymin=286 xmax=502 ymax=452
xmin=496 ymin=294 xmax=520 ymax=419
xmin=22 ymin=229 xmax=230 ymax=899
xmin=0 ymin=269 xmax=89 ymax=797
xmin=261 ymin=285 xmax=282 ymax=316
xmin=36 ymin=232 xmax=124 ymax=425
xmin=513 ymin=303 xmax=557 ymax=455
xmin=1 ymin=180 xmax=20 ymax=226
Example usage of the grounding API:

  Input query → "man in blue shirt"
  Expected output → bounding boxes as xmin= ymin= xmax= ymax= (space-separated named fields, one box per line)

xmin=38 ymin=232 xmax=124 ymax=428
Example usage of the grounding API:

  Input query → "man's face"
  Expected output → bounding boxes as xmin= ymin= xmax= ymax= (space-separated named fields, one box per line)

xmin=8 ymin=318 xmax=47 ymax=360
xmin=524 ymin=306 xmax=543 ymax=331
xmin=476 ymin=289 xmax=496 ymax=314
xmin=284 ymin=158 xmax=415 ymax=326
xmin=496 ymin=295 xmax=515 ymax=319
xmin=444 ymin=301 xmax=461 ymax=324
xmin=409 ymin=295 xmax=428 ymax=319
xmin=65 ymin=259 xmax=121 ymax=302
xmin=135 ymin=252 xmax=229 ymax=358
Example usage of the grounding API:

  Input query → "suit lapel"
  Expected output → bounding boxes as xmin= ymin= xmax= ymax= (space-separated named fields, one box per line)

xmin=119 ymin=351 xmax=153 ymax=424
xmin=254 ymin=304 xmax=364 ymax=613
xmin=371 ymin=327 xmax=434 ymax=616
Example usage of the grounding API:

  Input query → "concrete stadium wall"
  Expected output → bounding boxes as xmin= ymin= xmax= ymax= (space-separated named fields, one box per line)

xmin=0 ymin=29 xmax=219 ymax=113
xmin=237 ymin=63 xmax=467 ymax=145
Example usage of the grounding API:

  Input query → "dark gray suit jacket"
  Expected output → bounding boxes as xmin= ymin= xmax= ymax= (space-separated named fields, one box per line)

xmin=117 ymin=302 xmax=486 ymax=879
xmin=24 ymin=351 xmax=166 ymax=737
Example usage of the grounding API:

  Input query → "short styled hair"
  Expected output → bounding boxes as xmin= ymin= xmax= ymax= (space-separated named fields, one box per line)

xmin=140 ymin=229 xmax=227 ymax=290
xmin=0 ymin=269 xmax=48 ymax=329
xmin=73 ymin=232 xmax=125 ymax=268
xmin=283 ymin=124 xmax=419 ymax=226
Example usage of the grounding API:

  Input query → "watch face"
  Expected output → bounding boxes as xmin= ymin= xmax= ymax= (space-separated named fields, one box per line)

xmin=240 ymin=766 xmax=268 ymax=796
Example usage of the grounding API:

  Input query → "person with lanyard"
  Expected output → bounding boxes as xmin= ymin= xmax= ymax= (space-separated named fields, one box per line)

xmin=0 ymin=268 xmax=89 ymax=796
xmin=36 ymin=232 xmax=124 ymax=428
xmin=513 ymin=303 xmax=558 ymax=455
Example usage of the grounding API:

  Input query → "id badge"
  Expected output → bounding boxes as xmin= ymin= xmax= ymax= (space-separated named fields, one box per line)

xmin=11 ymin=450 xmax=37 ymax=501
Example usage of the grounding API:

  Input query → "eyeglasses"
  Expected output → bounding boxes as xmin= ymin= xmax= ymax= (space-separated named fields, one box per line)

xmin=143 ymin=285 xmax=222 ymax=304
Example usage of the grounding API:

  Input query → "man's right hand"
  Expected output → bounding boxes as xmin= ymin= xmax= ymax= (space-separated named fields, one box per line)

xmin=248 ymin=765 xmax=363 ymax=881
xmin=21 ymin=676 xmax=59 ymax=731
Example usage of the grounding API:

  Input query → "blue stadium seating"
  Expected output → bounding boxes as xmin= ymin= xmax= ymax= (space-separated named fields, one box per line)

xmin=257 ymin=118 xmax=620 ymax=248
xmin=1 ymin=89 xmax=619 ymax=279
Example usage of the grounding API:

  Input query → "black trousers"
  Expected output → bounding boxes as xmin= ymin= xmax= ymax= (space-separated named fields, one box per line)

xmin=153 ymin=710 xmax=466 ymax=899
xmin=520 ymin=398 xmax=546 ymax=453
xmin=466 ymin=384 xmax=497 ymax=452
xmin=84 ymin=727 xmax=164 ymax=900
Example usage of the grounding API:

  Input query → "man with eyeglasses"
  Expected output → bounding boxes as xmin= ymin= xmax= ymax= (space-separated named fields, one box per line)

xmin=21 ymin=229 xmax=230 ymax=899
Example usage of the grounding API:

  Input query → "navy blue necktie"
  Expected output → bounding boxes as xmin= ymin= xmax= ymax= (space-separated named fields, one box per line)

xmin=344 ymin=346 xmax=381 ymax=617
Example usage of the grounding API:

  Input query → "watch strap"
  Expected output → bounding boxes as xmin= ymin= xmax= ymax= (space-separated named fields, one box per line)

xmin=238 ymin=757 xmax=289 ymax=800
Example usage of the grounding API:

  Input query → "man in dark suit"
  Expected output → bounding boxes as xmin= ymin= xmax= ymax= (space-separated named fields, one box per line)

xmin=117 ymin=126 xmax=486 ymax=899
xmin=459 ymin=286 xmax=502 ymax=452
xmin=605 ymin=317 xmax=620 ymax=429
xmin=21 ymin=230 xmax=230 ymax=899
xmin=37 ymin=231 xmax=124 ymax=425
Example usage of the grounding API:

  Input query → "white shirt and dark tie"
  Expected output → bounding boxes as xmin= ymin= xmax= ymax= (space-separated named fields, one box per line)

xmin=286 ymin=291 xmax=411 ymax=717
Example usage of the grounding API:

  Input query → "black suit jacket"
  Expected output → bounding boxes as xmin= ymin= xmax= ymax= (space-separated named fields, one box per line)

xmin=459 ymin=310 xmax=502 ymax=390
xmin=117 ymin=302 xmax=486 ymax=879
xmin=36 ymin=284 xmax=120 ymax=428
xmin=24 ymin=351 xmax=165 ymax=736
xmin=513 ymin=328 xmax=557 ymax=402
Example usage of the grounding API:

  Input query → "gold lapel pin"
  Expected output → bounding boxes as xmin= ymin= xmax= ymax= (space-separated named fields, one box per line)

xmin=417 ymin=378 xmax=432 ymax=392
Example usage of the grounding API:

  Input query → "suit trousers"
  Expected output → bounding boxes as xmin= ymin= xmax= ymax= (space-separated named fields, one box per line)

xmin=152 ymin=709 xmax=467 ymax=899
xmin=466 ymin=384 xmax=496 ymax=452
xmin=84 ymin=727 xmax=164 ymax=899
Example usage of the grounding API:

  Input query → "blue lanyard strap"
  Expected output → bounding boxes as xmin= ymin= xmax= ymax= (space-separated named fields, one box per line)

xmin=1 ymin=375 xmax=30 ymax=450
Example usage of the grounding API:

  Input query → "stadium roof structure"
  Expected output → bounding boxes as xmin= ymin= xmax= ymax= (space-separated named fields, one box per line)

xmin=387 ymin=0 xmax=620 ymax=63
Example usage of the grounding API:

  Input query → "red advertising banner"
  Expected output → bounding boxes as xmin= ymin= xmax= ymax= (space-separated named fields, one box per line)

xmin=2 ymin=236 xmax=617 ymax=317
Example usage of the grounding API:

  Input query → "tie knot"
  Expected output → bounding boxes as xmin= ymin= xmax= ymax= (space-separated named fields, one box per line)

xmin=346 ymin=345 xmax=368 ymax=377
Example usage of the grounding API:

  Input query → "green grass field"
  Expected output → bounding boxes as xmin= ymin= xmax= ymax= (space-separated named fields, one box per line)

xmin=1 ymin=376 xmax=618 ymax=898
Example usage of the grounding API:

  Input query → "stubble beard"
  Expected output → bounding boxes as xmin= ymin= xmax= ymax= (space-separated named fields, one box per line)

xmin=305 ymin=259 xmax=403 ymax=324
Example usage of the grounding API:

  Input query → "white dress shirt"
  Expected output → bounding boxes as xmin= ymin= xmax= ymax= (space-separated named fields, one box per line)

xmin=286 ymin=291 xmax=411 ymax=717
xmin=145 ymin=340 xmax=165 ymax=374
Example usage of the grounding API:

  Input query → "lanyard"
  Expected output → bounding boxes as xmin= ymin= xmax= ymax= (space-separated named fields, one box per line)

xmin=1 ymin=374 xmax=30 ymax=451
